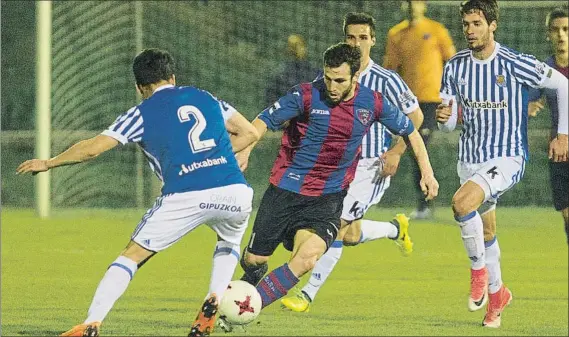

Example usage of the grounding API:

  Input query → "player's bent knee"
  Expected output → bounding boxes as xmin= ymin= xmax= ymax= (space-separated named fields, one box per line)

xmin=452 ymin=193 xmax=473 ymax=217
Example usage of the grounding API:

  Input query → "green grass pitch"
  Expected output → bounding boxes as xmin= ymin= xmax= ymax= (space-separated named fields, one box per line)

xmin=1 ymin=207 xmax=567 ymax=336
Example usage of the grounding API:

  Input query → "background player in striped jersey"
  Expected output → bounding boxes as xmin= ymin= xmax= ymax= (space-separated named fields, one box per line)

xmin=222 ymin=43 xmax=438 ymax=330
xmin=528 ymin=7 xmax=569 ymax=243
xmin=436 ymin=0 xmax=568 ymax=328
xmin=281 ymin=12 xmax=426 ymax=313
xmin=384 ymin=0 xmax=456 ymax=219
xmin=17 ymin=48 xmax=259 ymax=337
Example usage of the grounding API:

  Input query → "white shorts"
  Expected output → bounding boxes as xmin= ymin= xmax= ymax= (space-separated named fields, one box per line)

xmin=131 ymin=184 xmax=253 ymax=251
xmin=341 ymin=158 xmax=391 ymax=222
xmin=457 ymin=156 xmax=525 ymax=203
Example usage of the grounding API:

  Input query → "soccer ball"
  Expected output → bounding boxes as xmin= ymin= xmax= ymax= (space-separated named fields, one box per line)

xmin=218 ymin=280 xmax=262 ymax=325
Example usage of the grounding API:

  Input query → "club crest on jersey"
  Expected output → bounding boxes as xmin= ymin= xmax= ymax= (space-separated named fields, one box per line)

xmin=495 ymin=74 xmax=506 ymax=88
xmin=356 ymin=109 xmax=372 ymax=125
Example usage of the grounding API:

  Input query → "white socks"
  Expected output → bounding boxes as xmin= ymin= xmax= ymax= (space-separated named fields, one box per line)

xmin=360 ymin=219 xmax=399 ymax=242
xmin=485 ymin=236 xmax=502 ymax=294
xmin=208 ymin=241 xmax=240 ymax=301
xmin=85 ymin=256 xmax=138 ymax=323
xmin=456 ymin=211 xmax=486 ymax=270
xmin=302 ymin=241 xmax=343 ymax=301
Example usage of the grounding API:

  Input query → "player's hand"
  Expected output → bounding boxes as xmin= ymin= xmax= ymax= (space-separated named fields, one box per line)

xmin=235 ymin=149 xmax=251 ymax=172
xmin=549 ymin=134 xmax=569 ymax=162
xmin=528 ymin=98 xmax=545 ymax=117
xmin=368 ymin=157 xmax=384 ymax=184
xmin=16 ymin=159 xmax=49 ymax=175
xmin=420 ymin=174 xmax=439 ymax=201
xmin=435 ymin=99 xmax=453 ymax=123
xmin=379 ymin=150 xmax=401 ymax=177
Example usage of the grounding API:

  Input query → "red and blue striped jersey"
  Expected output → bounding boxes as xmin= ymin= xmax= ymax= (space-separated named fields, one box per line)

xmin=258 ymin=78 xmax=415 ymax=196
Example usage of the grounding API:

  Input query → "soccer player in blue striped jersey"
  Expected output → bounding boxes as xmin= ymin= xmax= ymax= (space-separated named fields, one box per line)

xmin=280 ymin=12 xmax=426 ymax=313
xmin=528 ymin=7 xmax=569 ymax=243
xmin=17 ymin=48 xmax=260 ymax=337
xmin=436 ymin=0 xmax=568 ymax=328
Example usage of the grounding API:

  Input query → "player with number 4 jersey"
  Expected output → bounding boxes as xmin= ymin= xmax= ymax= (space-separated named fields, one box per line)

xmin=17 ymin=48 xmax=259 ymax=337
xmin=436 ymin=0 xmax=568 ymax=328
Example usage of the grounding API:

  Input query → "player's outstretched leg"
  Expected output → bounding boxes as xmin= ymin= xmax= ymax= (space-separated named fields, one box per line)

xmin=60 ymin=252 xmax=142 ymax=337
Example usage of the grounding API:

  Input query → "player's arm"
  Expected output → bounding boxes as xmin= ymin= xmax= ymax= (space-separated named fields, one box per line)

xmin=540 ymin=67 xmax=569 ymax=161
xmin=377 ymin=96 xmax=439 ymax=200
xmin=380 ymin=76 xmax=423 ymax=177
xmin=437 ymin=63 xmax=460 ymax=132
xmin=225 ymin=111 xmax=260 ymax=153
xmin=16 ymin=135 xmax=119 ymax=175
xmin=234 ymin=87 xmax=303 ymax=171
xmin=515 ymin=55 xmax=568 ymax=161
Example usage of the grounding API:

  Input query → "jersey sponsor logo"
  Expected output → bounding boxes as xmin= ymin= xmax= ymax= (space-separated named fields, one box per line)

xmin=310 ymin=108 xmax=330 ymax=115
xmin=495 ymin=74 xmax=507 ymax=87
xmin=178 ymin=155 xmax=228 ymax=176
xmin=356 ymin=109 xmax=372 ymax=125
xmin=463 ymin=98 xmax=508 ymax=110
xmin=199 ymin=202 xmax=242 ymax=212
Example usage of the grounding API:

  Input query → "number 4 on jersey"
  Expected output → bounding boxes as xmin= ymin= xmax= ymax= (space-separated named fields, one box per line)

xmin=177 ymin=105 xmax=216 ymax=153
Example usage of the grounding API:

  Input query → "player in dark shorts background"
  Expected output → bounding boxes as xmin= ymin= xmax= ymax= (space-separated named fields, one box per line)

xmin=529 ymin=7 xmax=569 ymax=243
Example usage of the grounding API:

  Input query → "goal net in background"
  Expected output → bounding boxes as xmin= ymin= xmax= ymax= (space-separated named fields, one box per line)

xmin=3 ymin=0 xmax=564 ymax=211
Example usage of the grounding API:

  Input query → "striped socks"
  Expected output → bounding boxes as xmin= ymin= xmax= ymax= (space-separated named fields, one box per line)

xmin=256 ymin=263 xmax=299 ymax=309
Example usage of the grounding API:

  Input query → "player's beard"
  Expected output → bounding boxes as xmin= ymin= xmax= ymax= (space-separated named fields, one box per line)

xmin=327 ymin=83 xmax=354 ymax=105
xmin=468 ymin=31 xmax=489 ymax=53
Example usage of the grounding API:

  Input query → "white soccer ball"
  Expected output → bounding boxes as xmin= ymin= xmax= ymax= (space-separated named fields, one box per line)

xmin=218 ymin=280 xmax=262 ymax=325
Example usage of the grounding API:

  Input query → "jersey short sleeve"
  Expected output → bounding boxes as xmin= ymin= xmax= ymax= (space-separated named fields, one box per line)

xmin=258 ymin=85 xmax=304 ymax=131
xmin=101 ymin=106 xmax=144 ymax=144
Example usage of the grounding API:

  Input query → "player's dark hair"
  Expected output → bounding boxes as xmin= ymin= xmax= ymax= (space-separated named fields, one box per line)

xmin=460 ymin=0 xmax=499 ymax=25
xmin=323 ymin=43 xmax=361 ymax=77
xmin=132 ymin=48 xmax=176 ymax=86
xmin=343 ymin=12 xmax=376 ymax=38
xmin=546 ymin=7 xmax=568 ymax=29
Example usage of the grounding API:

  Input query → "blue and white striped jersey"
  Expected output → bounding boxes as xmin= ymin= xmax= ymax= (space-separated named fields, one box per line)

xmin=102 ymin=84 xmax=247 ymax=195
xmin=440 ymin=43 xmax=553 ymax=163
xmin=359 ymin=60 xmax=419 ymax=158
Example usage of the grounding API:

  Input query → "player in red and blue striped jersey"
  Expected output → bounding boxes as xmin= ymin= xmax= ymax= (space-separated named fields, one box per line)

xmin=232 ymin=43 xmax=438 ymax=319
xmin=281 ymin=12 xmax=425 ymax=314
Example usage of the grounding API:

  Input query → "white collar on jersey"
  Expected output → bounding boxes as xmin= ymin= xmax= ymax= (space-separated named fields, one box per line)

xmin=470 ymin=42 xmax=501 ymax=65
xmin=358 ymin=58 xmax=376 ymax=80
xmin=153 ymin=84 xmax=175 ymax=93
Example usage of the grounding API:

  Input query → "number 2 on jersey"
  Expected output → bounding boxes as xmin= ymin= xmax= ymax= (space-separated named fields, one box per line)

xmin=177 ymin=105 xmax=216 ymax=153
